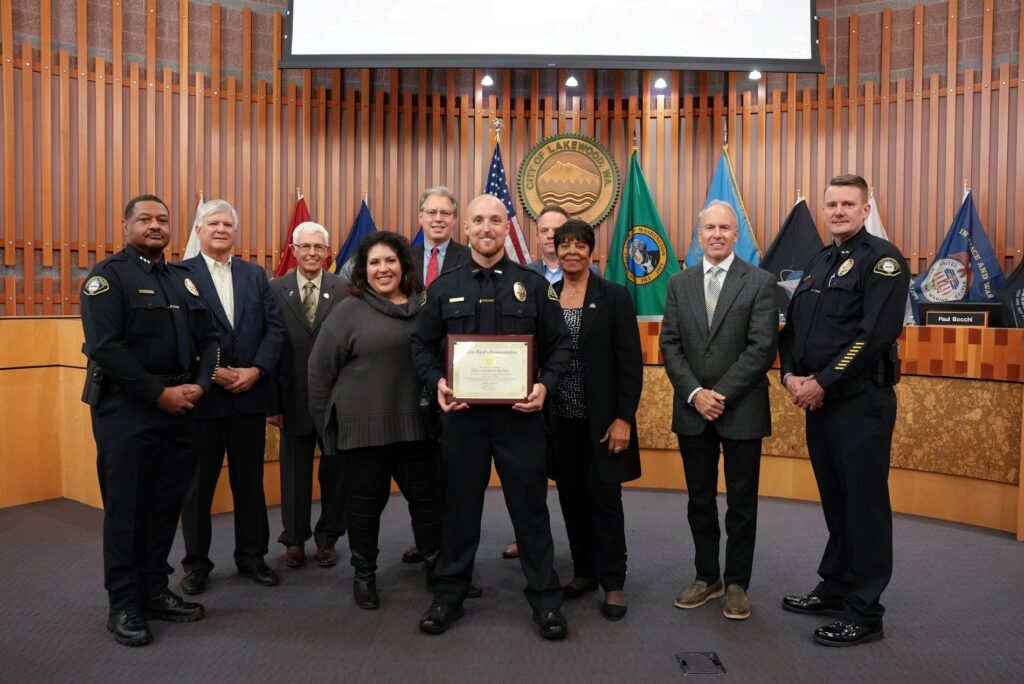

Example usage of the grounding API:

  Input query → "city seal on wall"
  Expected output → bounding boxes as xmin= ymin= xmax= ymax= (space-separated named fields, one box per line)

xmin=621 ymin=225 xmax=668 ymax=286
xmin=518 ymin=132 xmax=619 ymax=226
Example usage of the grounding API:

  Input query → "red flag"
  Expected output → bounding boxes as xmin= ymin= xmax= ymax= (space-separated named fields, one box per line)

xmin=274 ymin=197 xmax=312 ymax=277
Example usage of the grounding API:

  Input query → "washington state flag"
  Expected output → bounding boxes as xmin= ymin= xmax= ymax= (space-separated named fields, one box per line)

xmin=605 ymin=149 xmax=681 ymax=319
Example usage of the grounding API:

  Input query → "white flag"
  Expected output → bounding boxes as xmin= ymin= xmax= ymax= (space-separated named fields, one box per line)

xmin=183 ymin=197 xmax=203 ymax=259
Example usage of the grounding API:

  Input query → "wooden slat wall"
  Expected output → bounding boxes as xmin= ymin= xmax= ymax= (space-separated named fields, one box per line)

xmin=1 ymin=2 xmax=1022 ymax=315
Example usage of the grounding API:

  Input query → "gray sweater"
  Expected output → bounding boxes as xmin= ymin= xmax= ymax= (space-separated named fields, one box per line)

xmin=307 ymin=288 xmax=434 ymax=452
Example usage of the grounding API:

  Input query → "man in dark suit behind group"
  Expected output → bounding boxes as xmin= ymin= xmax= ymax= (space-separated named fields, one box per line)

xmin=412 ymin=186 xmax=471 ymax=288
xmin=178 ymin=199 xmax=285 ymax=594
xmin=659 ymin=200 xmax=779 ymax=621
xmin=267 ymin=221 xmax=348 ymax=569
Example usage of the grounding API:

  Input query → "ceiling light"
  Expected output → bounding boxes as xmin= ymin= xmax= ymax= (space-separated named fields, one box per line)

xmin=565 ymin=75 xmax=579 ymax=87
xmin=748 ymin=70 xmax=762 ymax=80
xmin=481 ymin=74 xmax=494 ymax=87
xmin=653 ymin=77 xmax=667 ymax=89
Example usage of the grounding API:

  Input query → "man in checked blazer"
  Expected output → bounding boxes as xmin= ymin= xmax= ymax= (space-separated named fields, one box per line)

xmin=267 ymin=221 xmax=349 ymax=569
xmin=659 ymin=200 xmax=779 ymax=621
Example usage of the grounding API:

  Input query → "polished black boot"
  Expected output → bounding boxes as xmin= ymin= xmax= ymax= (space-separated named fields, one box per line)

xmin=351 ymin=552 xmax=380 ymax=610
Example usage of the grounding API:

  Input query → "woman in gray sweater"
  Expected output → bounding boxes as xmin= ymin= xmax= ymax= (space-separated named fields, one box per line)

xmin=308 ymin=231 xmax=441 ymax=610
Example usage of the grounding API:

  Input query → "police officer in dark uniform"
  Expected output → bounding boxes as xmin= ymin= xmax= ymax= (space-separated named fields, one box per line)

xmin=778 ymin=174 xmax=909 ymax=647
xmin=81 ymin=194 xmax=219 ymax=647
xmin=410 ymin=194 xmax=573 ymax=640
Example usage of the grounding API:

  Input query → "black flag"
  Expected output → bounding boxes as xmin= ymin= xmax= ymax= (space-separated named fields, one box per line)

xmin=996 ymin=258 xmax=1024 ymax=327
xmin=759 ymin=199 xmax=823 ymax=319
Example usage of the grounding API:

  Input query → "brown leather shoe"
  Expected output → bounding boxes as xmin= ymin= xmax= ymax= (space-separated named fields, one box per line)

xmin=283 ymin=545 xmax=306 ymax=568
xmin=316 ymin=545 xmax=339 ymax=567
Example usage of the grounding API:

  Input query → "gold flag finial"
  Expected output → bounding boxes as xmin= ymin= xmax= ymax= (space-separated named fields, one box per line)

xmin=296 ymin=187 xmax=302 ymax=201
xmin=491 ymin=118 xmax=504 ymax=145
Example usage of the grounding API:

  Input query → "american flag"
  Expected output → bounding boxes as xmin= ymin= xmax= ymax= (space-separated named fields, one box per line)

xmin=484 ymin=143 xmax=531 ymax=264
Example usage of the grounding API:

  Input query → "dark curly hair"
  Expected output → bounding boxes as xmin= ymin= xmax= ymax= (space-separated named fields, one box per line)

xmin=553 ymin=219 xmax=595 ymax=253
xmin=348 ymin=231 xmax=423 ymax=298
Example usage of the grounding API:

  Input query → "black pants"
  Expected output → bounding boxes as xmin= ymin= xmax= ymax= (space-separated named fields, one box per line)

xmin=277 ymin=429 xmax=345 ymax=548
xmin=181 ymin=413 xmax=269 ymax=573
xmin=806 ymin=384 xmax=895 ymax=625
xmin=551 ymin=416 xmax=627 ymax=591
xmin=434 ymin=408 xmax=562 ymax=611
xmin=677 ymin=423 xmax=762 ymax=589
xmin=92 ymin=391 xmax=197 ymax=609
xmin=339 ymin=440 xmax=442 ymax=570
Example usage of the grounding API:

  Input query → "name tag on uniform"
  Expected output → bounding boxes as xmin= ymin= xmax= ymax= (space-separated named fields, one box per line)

xmin=449 ymin=297 xmax=465 ymax=303
xmin=137 ymin=289 xmax=155 ymax=294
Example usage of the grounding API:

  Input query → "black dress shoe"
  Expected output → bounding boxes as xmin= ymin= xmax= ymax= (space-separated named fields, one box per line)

xmin=180 ymin=570 xmax=209 ymax=595
xmin=143 ymin=589 xmax=205 ymax=622
xmin=466 ymin=584 xmax=483 ymax=599
xmin=402 ymin=546 xmax=425 ymax=564
xmin=283 ymin=545 xmax=306 ymax=568
xmin=533 ymin=608 xmax=568 ymax=640
xmin=562 ymin=578 xmax=600 ymax=600
xmin=601 ymin=602 xmax=628 ymax=621
xmin=353 ymin=575 xmax=380 ymax=610
xmin=813 ymin=618 xmax=884 ymax=647
xmin=239 ymin=562 xmax=280 ymax=586
xmin=107 ymin=606 xmax=152 ymax=647
xmin=419 ymin=603 xmax=465 ymax=635
xmin=782 ymin=592 xmax=844 ymax=616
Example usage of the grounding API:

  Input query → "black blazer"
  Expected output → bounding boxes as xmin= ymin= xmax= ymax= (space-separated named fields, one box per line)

xmin=180 ymin=255 xmax=285 ymax=419
xmin=552 ymin=275 xmax=644 ymax=484
xmin=413 ymin=239 xmax=471 ymax=286
xmin=268 ymin=270 xmax=348 ymax=435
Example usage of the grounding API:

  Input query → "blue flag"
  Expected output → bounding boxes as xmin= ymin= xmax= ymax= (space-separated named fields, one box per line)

xmin=685 ymin=148 xmax=761 ymax=267
xmin=330 ymin=200 xmax=377 ymax=278
xmin=910 ymin=191 xmax=1005 ymax=321
xmin=412 ymin=228 xmax=424 ymax=246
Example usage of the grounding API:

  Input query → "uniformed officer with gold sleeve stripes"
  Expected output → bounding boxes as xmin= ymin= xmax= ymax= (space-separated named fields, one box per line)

xmin=778 ymin=174 xmax=910 ymax=647
xmin=81 ymin=194 xmax=219 ymax=647
xmin=410 ymin=194 xmax=573 ymax=640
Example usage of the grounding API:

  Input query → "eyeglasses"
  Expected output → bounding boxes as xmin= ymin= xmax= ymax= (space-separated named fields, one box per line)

xmin=422 ymin=209 xmax=454 ymax=219
xmin=293 ymin=243 xmax=329 ymax=253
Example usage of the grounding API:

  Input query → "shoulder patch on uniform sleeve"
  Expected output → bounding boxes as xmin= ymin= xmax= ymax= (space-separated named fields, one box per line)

xmin=83 ymin=276 xmax=109 ymax=296
xmin=873 ymin=257 xmax=902 ymax=277
xmin=547 ymin=284 xmax=559 ymax=301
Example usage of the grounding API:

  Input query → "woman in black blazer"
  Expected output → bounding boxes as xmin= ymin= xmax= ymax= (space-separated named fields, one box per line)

xmin=549 ymin=220 xmax=643 ymax=621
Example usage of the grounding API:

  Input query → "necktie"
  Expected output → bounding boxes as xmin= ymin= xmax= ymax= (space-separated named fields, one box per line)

xmin=478 ymin=271 xmax=497 ymax=333
xmin=706 ymin=266 xmax=722 ymax=327
xmin=425 ymin=246 xmax=439 ymax=287
xmin=302 ymin=281 xmax=317 ymax=325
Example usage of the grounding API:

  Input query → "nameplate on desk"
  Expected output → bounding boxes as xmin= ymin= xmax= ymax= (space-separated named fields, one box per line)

xmin=924 ymin=310 xmax=988 ymax=327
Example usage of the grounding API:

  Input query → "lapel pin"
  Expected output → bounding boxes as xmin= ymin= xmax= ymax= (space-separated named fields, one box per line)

xmin=323 ymin=292 xmax=330 ymax=299
xmin=589 ymin=302 xmax=597 ymax=309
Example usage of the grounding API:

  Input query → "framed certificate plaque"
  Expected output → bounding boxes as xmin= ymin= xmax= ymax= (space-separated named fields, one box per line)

xmin=446 ymin=334 xmax=534 ymax=405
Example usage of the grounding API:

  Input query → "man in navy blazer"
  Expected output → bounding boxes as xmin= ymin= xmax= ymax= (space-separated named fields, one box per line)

xmin=178 ymin=199 xmax=285 ymax=594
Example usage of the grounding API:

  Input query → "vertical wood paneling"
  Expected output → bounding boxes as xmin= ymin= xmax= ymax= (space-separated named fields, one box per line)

xmin=2 ymin=6 xmax=1023 ymax=314
xmin=94 ymin=57 xmax=106 ymax=261
xmin=39 ymin=0 xmax=54 ymax=266
xmin=977 ymin=0 xmax=994 ymax=227
xmin=58 ymin=51 xmax=71 ymax=308
xmin=0 ymin=0 xmax=14 ymax=266
xmin=111 ymin=0 xmax=123 ymax=252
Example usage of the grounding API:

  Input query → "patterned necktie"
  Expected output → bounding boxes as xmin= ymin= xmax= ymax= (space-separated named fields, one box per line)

xmin=706 ymin=266 xmax=722 ymax=327
xmin=302 ymin=281 xmax=317 ymax=325
xmin=425 ymin=246 xmax=439 ymax=287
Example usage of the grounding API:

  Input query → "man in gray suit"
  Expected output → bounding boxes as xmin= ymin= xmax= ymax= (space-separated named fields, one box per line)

xmin=268 ymin=221 xmax=348 ymax=569
xmin=412 ymin=186 xmax=471 ymax=288
xmin=659 ymin=200 xmax=778 ymax=621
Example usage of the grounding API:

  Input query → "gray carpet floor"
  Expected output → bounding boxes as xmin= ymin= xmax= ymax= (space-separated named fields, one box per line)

xmin=0 ymin=489 xmax=1022 ymax=683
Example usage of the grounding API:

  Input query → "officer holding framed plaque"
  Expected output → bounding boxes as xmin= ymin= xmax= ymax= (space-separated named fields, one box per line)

xmin=410 ymin=193 xmax=573 ymax=640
